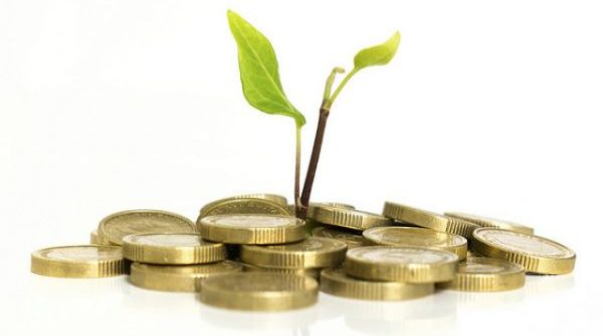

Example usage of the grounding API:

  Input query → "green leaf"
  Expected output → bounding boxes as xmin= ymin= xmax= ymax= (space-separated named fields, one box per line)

xmin=353 ymin=31 xmax=401 ymax=71
xmin=227 ymin=10 xmax=305 ymax=126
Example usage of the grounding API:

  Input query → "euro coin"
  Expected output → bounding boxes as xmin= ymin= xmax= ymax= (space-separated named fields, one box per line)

xmin=199 ymin=198 xmax=290 ymax=218
xmin=472 ymin=228 xmax=575 ymax=275
xmin=438 ymin=257 xmax=525 ymax=292
xmin=90 ymin=229 xmax=114 ymax=245
xmin=445 ymin=212 xmax=534 ymax=235
xmin=241 ymin=263 xmax=321 ymax=279
xmin=311 ymin=205 xmax=392 ymax=231
xmin=312 ymin=226 xmax=366 ymax=249
xmin=345 ymin=246 xmax=459 ymax=283
xmin=31 ymin=245 xmax=125 ymax=278
xmin=198 ymin=214 xmax=306 ymax=245
xmin=122 ymin=233 xmax=226 ymax=265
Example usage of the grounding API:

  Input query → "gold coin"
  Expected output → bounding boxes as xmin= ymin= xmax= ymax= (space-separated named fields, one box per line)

xmin=310 ymin=205 xmax=392 ymax=231
xmin=240 ymin=237 xmax=347 ymax=269
xmin=122 ymin=233 xmax=226 ymax=265
xmin=382 ymin=202 xmax=479 ymax=238
xmin=98 ymin=209 xmax=196 ymax=245
xmin=312 ymin=226 xmax=366 ymax=249
xmin=198 ymin=214 xmax=306 ymax=245
xmin=307 ymin=202 xmax=355 ymax=217
xmin=31 ymin=245 xmax=125 ymax=278
xmin=199 ymin=272 xmax=318 ymax=311
xmin=241 ymin=263 xmax=321 ymax=279
xmin=199 ymin=198 xmax=290 ymax=218
xmin=438 ymin=257 xmax=525 ymax=292
xmin=472 ymin=228 xmax=575 ymax=275
xmin=444 ymin=212 xmax=534 ymax=235
xmin=129 ymin=261 xmax=242 ymax=292
xmin=363 ymin=227 xmax=467 ymax=260
xmin=345 ymin=246 xmax=458 ymax=283
xmin=90 ymin=230 xmax=115 ymax=246
xmin=320 ymin=268 xmax=434 ymax=301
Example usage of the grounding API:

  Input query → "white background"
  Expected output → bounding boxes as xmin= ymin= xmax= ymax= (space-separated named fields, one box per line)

xmin=1 ymin=0 xmax=602 ymax=335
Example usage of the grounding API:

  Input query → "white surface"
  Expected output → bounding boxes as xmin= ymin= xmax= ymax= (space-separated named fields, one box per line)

xmin=1 ymin=0 xmax=602 ymax=335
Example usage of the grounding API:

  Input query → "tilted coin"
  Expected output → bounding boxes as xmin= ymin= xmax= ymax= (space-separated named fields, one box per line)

xmin=307 ymin=202 xmax=355 ymax=217
xmin=383 ymin=202 xmax=479 ymax=238
xmin=129 ymin=261 xmax=242 ymax=292
xmin=98 ymin=209 xmax=196 ymax=245
xmin=122 ymin=233 xmax=226 ymax=265
xmin=240 ymin=237 xmax=347 ymax=269
xmin=438 ymin=257 xmax=525 ymax=292
xmin=345 ymin=246 xmax=459 ymax=283
xmin=241 ymin=263 xmax=321 ymax=279
xmin=198 ymin=214 xmax=306 ymax=245
xmin=320 ymin=268 xmax=434 ymax=301
xmin=471 ymin=228 xmax=575 ymax=275
xmin=199 ymin=198 xmax=290 ymax=219
xmin=445 ymin=212 xmax=534 ymax=235
xmin=310 ymin=205 xmax=392 ymax=231
xmin=312 ymin=226 xmax=366 ymax=249
xmin=363 ymin=227 xmax=467 ymax=260
xmin=199 ymin=272 xmax=318 ymax=311
xmin=90 ymin=229 xmax=114 ymax=246
xmin=31 ymin=245 xmax=125 ymax=278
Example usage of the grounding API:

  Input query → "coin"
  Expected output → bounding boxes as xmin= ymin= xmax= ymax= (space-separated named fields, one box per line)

xmin=312 ymin=226 xmax=366 ymax=249
xmin=438 ymin=257 xmax=525 ymax=292
xmin=98 ymin=210 xmax=196 ymax=245
xmin=199 ymin=198 xmax=290 ymax=219
xmin=129 ymin=261 xmax=242 ymax=292
xmin=122 ymin=233 xmax=226 ymax=265
xmin=310 ymin=205 xmax=392 ymax=231
xmin=31 ymin=245 xmax=125 ymax=278
xmin=241 ymin=263 xmax=322 ymax=279
xmin=198 ymin=214 xmax=306 ymax=245
xmin=199 ymin=272 xmax=318 ymax=311
xmin=472 ymin=228 xmax=575 ymax=275
xmin=90 ymin=229 xmax=114 ymax=246
xmin=363 ymin=227 xmax=467 ymax=260
xmin=445 ymin=212 xmax=534 ymax=235
xmin=383 ymin=202 xmax=479 ymax=238
xmin=240 ymin=237 xmax=347 ymax=269
xmin=320 ymin=268 xmax=434 ymax=301
xmin=345 ymin=246 xmax=459 ymax=283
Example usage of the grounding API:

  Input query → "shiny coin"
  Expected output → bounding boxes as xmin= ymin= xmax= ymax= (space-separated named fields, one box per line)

xmin=199 ymin=198 xmax=290 ymax=219
xmin=439 ymin=257 xmax=525 ymax=292
xmin=363 ymin=227 xmax=467 ymax=260
xmin=345 ymin=246 xmax=459 ymax=283
xmin=310 ymin=205 xmax=392 ymax=231
xmin=90 ymin=229 xmax=114 ymax=246
xmin=98 ymin=209 xmax=196 ymax=245
xmin=312 ymin=226 xmax=366 ymax=249
xmin=31 ymin=245 xmax=125 ymax=278
xmin=383 ymin=202 xmax=479 ymax=238
xmin=240 ymin=237 xmax=347 ymax=269
xmin=445 ymin=212 xmax=534 ymax=235
xmin=320 ymin=268 xmax=434 ymax=301
xmin=122 ymin=233 xmax=226 ymax=265
xmin=129 ymin=261 xmax=242 ymax=292
xmin=472 ymin=228 xmax=575 ymax=275
xmin=307 ymin=202 xmax=355 ymax=217
xmin=198 ymin=214 xmax=306 ymax=245
xmin=241 ymin=263 xmax=321 ymax=279
xmin=199 ymin=272 xmax=318 ymax=311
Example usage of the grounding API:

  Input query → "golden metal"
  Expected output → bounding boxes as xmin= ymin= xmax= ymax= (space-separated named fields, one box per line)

xmin=199 ymin=273 xmax=318 ymax=311
xmin=31 ymin=245 xmax=125 ymax=278
xmin=310 ymin=205 xmax=392 ymax=231
xmin=122 ymin=233 xmax=226 ymax=265
xmin=198 ymin=214 xmax=306 ymax=245
xmin=129 ymin=261 xmax=242 ymax=292
xmin=445 ymin=212 xmax=534 ymax=235
xmin=472 ymin=228 xmax=576 ymax=275
xmin=98 ymin=209 xmax=196 ymax=245
xmin=363 ymin=227 xmax=467 ymax=260
xmin=345 ymin=246 xmax=458 ymax=283
xmin=199 ymin=198 xmax=290 ymax=219
xmin=241 ymin=263 xmax=321 ymax=279
xmin=240 ymin=237 xmax=347 ymax=269
xmin=438 ymin=257 xmax=525 ymax=292
xmin=90 ymin=230 xmax=115 ymax=246
xmin=320 ymin=268 xmax=434 ymax=301
xmin=312 ymin=226 xmax=366 ymax=249
xmin=382 ymin=202 xmax=479 ymax=238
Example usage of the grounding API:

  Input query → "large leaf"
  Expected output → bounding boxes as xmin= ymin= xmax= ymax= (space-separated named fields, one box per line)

xmin=353 ymin=31 xmax=401 ymax=71
xmin=227 ymin=10 xmax=305 ymax=126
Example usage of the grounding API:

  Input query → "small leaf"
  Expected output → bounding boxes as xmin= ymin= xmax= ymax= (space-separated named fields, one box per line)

xmin=227 ymin=10 xmax=305 ymax=126
xmin=353 ymin=31 xmax=401 ymax=71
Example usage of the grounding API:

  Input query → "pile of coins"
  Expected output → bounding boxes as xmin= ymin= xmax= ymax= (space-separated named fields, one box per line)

xmin=31 ymin=194 xmax=576 ymax=311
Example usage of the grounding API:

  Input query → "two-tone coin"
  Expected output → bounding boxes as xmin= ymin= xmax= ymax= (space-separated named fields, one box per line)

xmin=122 ymin=233 xmax=226 ymax=264
xmin=310 ymin=205 xmax=392 ymax=231
xmin=198 ymin=214 xmax=306 ymax=245
xmin=445 ymin=212 xmax=534 ymax=235
xmin=31 ymin=245 xmax=125 ymax=278
xmin=439 ymin=257 xmax=525 ymax=292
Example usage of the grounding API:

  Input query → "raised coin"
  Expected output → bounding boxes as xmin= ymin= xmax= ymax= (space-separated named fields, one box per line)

xmin=199 ymin=198 xmax=290 ymax=219
xmin=320 ymin=268 xmax=434 ymax=301
xmin=312 ymin=226 xmax=366 ymax=249
xmin=98 ymin=210 xmax=196 ymax=246
xmin=240 ymin=237 xmax=347 ymax=269
xmin=129 ymin=261 xmax=242 ymax=292
xmin=90 ymin=229 xmax=114 ymax=246
xmin=438 ymin=257 xmax=525 ymax=292
xmin=311 ymin=205 xmax=392 ymax=231
xmin=199 ymin=272 xmax=318 ymax=311
xmin=31 ymin=245 xmax=125 ymax=278
xmin=363 ymin=227 xmax=467 ymax=260
xmin=345 ymin=246 xmax=459 ymax=283
xmin=122 ymin=233 xmax=226 ymax=265
xmin=445 ymin=212 xmax=534 ymax=235
xmin=472 ymin=228 xmax=575 ymax=275
xmin=198 ymin=214 xmax=306 ymax=245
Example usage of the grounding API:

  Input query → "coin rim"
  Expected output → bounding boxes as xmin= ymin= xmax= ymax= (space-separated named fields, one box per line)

xmin=198 ymin=214 xmax=306 ymax=245
xmin=445 ymin=212 xmax=534 ymax=235
xmin=311 ymin=206 xmax=392 ymax=231
xmin=438 ymin=257 xmax=526 ymax=292
xmin=31 ymin=245 xmax=125 ymax=278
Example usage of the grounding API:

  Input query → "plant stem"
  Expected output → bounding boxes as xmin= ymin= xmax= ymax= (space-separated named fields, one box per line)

xmin=325 ymin=68 xmax=358 ymax=109
xmin=294 ymin=122 xmax=302 ymax=217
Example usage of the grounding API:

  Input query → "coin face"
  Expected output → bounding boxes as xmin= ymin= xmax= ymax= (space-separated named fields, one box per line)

xmin=31 ymin=245 xmax=125 ymax=278
xmin=204 ymin=214 xmax=300 ymax=228
xmin=99 ymin=210 xmax=196 ymax=245
xmin=364 ymin=227 xmax=465 ymax=247
xmin=460 ymin=257 xmax=523 ymax=274
xmin=200 ymin=199 xmax=290 ymax=218
xmin=261 ymin=237 xmax=345 ymax=252
xmin=39 ymin=246 xmax=122 ymax=262
xmin=348 ymin=246 xmax=457 ymax=265
xmin=123 ymin=233 xmax=210 ymax=247
xmin=445 ymin=212 xmax=534 ymax=234
xmin=473 ymin=228 xmax=574 ymax=258
xmin=312 ymin=227 xmax=365 ymax=248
